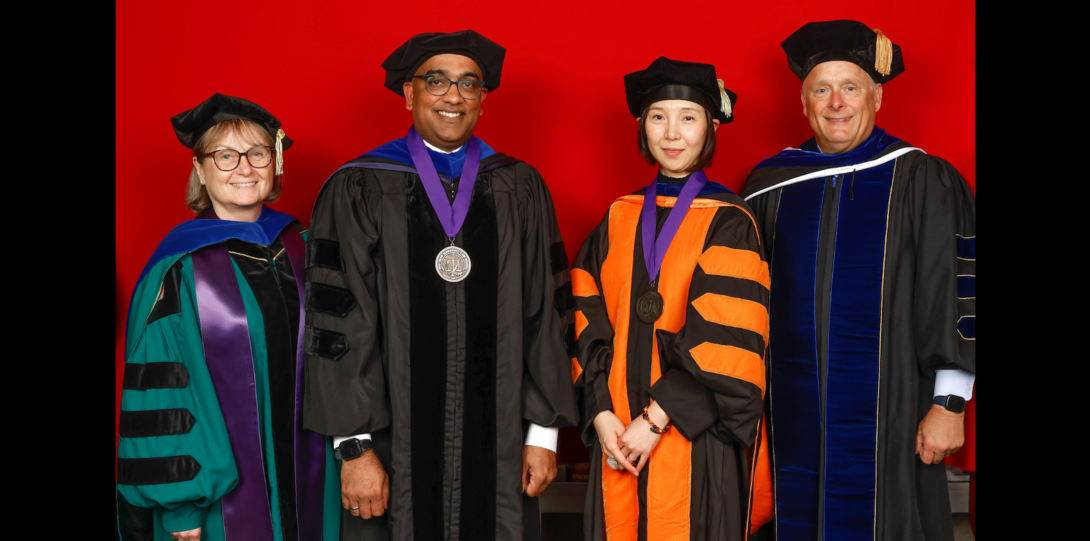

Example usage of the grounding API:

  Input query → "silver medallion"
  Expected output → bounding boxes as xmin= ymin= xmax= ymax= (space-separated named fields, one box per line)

xmin=435 ymin=246 xmax=472 ymax=282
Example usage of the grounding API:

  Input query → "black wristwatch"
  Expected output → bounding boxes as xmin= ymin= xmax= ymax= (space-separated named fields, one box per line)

xmin=934 ymin=395 xmax=966 ymax=414
xmin=335 ymin=437 xmax=373 ymax=461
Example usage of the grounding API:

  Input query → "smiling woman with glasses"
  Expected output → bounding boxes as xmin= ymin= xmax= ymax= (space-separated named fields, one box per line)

xmin=115 ymin=93 xmax=342 ymax=541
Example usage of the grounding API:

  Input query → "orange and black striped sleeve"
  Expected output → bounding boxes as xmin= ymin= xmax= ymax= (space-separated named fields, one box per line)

xmin=650 ymin=203 xmax=770 ymax=446
xmin=570 ymin=213 xmax=617 ymax=446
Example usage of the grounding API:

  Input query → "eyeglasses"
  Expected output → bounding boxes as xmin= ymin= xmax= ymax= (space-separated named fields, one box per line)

xmin=412 ymin=75 xmax=484 ymax=99
xmin=203 ymin=146 xmax=274 ymax=172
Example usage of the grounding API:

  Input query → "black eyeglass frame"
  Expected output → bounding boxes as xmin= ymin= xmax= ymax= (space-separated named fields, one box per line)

xmin=411 ymin=75 xmax=485 ymax=99
xmin=202 ymin=146 xmax=275 ymax=172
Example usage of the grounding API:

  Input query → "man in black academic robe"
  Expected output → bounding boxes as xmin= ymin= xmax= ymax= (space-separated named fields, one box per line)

xmin=741 ymin=21 xmax=976 ymax=541
xmin=302 ymin=30 xmax=578 ymax=541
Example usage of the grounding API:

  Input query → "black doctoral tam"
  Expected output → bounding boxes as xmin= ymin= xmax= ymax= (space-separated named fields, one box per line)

xmin=382 ymin=29 xmax=506 ymax=96
xmin=781 ymin=20 xmax=905 ymax=84
xmin=170 ymin=93 xmax=293 ymax=150
xmin=623 ymin=56 xmax=737 ymax=124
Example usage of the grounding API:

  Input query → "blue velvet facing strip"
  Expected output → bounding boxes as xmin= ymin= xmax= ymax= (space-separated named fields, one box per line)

xmin=956 ymin=235 xmax=976 ymax=260
xmin=957 ymin=316 xmax=976 ymax=339
xmin=822 ymin=162 xmax=895 ymax=540
xmin=957 ymin=276 xmax=976 ymax=299
xmin=769 ymin=177 xmax=826 ymax=540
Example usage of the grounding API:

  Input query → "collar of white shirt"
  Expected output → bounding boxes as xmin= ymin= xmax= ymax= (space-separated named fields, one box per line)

xmin=422 ymin=138 xmax=463 ymax=154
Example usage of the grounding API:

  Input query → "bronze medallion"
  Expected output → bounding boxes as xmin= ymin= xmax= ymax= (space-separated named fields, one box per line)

xmin=635 ymin=290 xmax=664 ymax=323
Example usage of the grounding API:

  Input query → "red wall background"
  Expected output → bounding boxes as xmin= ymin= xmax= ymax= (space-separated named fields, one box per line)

xmin=116 ymin=1 xmax=975 ymax=447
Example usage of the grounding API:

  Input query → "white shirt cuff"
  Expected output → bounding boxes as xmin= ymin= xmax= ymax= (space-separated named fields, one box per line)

xmin=934 ymin=369 xmax=975 ymax=401
xmin=524 ymin=424 xmax=558 ymax=452
xmin=333 ymin=434 xmax=372 ymax=450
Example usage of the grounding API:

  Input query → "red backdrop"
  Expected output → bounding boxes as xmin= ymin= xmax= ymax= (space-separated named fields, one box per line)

xmin=116 ymin=1 xmax=975 ymax=453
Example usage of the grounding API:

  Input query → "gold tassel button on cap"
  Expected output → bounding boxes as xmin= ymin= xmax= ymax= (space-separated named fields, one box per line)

xmin=873 ymin=28 xmax=893 ymax=77
xmin=275 ymin=128 xmax=285 ymax=175
xmin=717 ymin=79 xmax=732 ymax=119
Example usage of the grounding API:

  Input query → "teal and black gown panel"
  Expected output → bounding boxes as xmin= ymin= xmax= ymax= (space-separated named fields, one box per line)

xmin=741 ymin=128 xmax=975 ymax=541
xmin=302 ymin=135 xmax=579 ymax=541
xmin=116 ymin=206 xmax=341 ymax=541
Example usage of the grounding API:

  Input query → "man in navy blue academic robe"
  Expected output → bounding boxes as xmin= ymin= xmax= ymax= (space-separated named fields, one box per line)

xmin=741 ymin=21 xmax=976 ymax=541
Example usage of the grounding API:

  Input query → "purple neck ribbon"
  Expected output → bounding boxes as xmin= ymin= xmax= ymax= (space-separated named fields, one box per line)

xmin=406 ymin=125 xmax=481 ymax=240
xmin=641 ymin=169 xmax=708 ymax=284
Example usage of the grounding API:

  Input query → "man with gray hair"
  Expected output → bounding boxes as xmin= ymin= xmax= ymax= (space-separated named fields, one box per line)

xmin=742 ymin=20 xmax=976 ymax=541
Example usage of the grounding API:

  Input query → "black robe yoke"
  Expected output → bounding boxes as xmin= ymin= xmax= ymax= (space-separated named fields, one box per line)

xmin=302 ymin=153 xmax=578 ymax=541
xmin=741 ymin=130 xmax=976 ymax=541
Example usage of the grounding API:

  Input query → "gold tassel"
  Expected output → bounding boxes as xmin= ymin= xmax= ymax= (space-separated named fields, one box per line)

xmin=717 ymin=79 xmax=732 ymax=119
xmin=873 ymin=28 xmax=892 ymax=77
xmin=275 ymin=129 xmax=285 ymax=175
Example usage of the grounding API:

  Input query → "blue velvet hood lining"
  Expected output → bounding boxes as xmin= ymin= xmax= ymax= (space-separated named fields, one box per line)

xmin=752 ymin=127 xmax=902 ymax=171
xmin=136 ymin=205 xmax=298 ymax=287
xmin=361 ymin=131 xmax=497 ymax=179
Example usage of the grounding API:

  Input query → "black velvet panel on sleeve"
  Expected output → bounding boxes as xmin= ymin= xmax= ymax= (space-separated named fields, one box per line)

xmin=116 ymin=456 xmax=202 ymax=486
xmin=305 ymin=326 xmax=349 ymax=361
xmin=123 ymin=362 xmax=189 ymax=391
xmin=305 ymin=282 xmax=358 ymax=318
xmin=119 ymin=408 xmax=196 ymax=438
xmin=306 ymin=238 xmax=345 ymax=272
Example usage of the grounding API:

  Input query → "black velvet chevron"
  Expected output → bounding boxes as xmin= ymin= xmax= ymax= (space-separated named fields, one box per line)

xmin=305 ymin=326 xmax=349 ymax=361
xmin=119 ymin=408 xmax=196 ymax=438
xmin=306 ymin=238 xmax=345 ymax=272
xmin=117 ymin=456 xmax=202 ymax=485
xmin=123 ymin=362 xmax=189 ymax=391
xmin=306 ymin=282 xmax=357 ymax=318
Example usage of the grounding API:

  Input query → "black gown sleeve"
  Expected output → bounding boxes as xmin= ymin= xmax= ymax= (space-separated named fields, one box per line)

xmin=650 ymin=205 xmax=770 ymax=446
xmin=302 ymin=169 xmax=391 ymax=436
xmin=906 ymin=154 xmax=976 ymax=375
xmin=570 ymin=213 xmax=616 ymax=446
xmin=517 ymin=164 xmax=579 ymax=430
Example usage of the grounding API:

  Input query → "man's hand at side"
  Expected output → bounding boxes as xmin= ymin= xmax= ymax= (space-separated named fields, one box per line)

xmin=522 ymin=445 xmax=557 ymax=498
xmin=341 ymin=450 xmax=389 ymax=519
xmin=915 ymin=404 xmax=965 ymax=465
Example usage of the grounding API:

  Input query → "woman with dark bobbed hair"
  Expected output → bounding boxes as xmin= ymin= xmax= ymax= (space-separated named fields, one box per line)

xmin=115 ymin=93 xmax=340 ymax=541
xmin=571 ymin=57 xmax=773 ymax=540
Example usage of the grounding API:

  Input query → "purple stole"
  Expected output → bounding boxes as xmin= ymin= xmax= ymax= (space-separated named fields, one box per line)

xmin=190 ymin=226 xmax=324 ymax=541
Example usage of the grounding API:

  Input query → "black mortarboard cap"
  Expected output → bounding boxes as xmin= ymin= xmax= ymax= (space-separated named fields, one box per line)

xmin=382 ymin=30 xmax=506 ymax=96
xmin=170 ymin=93 xmax=293 ymax=150
xmin=781 ymin=20 xmax=905 ymax=84
xmin=623 ymin=56 xmax=737 ymax=124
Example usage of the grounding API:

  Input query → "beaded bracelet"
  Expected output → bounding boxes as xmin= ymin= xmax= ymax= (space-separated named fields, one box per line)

xmin=642 ymin=405 xmax=670 ymax=434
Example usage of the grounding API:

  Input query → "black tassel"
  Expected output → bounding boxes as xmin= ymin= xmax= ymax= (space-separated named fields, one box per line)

xmin=849 ymin=170 xmax=857 ymax=200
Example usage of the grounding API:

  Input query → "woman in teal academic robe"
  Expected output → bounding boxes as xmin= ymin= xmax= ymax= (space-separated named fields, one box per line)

xmin=115 ymin=94 xmax=340 ymax=541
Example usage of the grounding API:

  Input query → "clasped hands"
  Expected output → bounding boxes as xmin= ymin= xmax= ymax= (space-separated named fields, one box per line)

xmin=593 ymin=402 xmax=670 ymax=476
